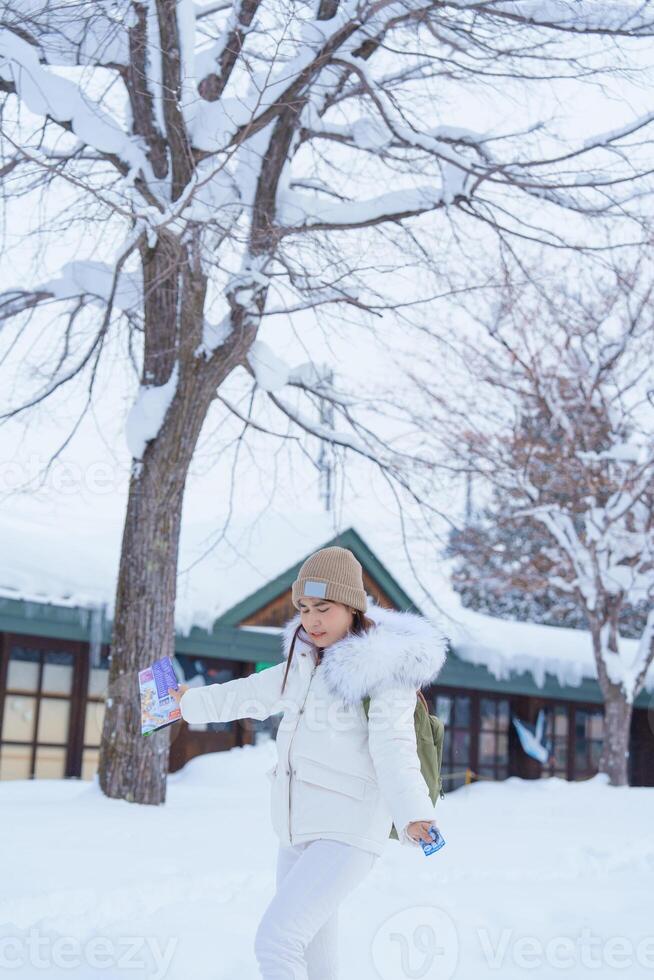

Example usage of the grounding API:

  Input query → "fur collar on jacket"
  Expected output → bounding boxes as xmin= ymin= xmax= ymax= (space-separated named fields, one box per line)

xmin=280 ymin=595 xmax=449 ymax=706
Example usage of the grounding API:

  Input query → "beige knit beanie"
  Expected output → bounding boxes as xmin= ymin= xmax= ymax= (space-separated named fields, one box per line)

xmin=291 ymin=546 xmax=367 ymax=612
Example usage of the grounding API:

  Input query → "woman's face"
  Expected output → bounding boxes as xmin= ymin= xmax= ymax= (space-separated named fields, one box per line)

xmin=298 ymin=598 xmax=354 ymax=647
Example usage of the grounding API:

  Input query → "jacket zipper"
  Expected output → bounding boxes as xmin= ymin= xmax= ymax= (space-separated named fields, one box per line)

xmin=288 ymin=661 xmax=318 ymax=843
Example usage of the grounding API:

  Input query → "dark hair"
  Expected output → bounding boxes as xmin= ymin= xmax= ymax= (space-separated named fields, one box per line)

xmin=280 ymin=607 xmax=376 ymax=695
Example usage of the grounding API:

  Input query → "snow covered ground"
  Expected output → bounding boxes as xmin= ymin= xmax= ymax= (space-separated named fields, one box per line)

xmin=1 ymin=739 xmax=653 ymax=980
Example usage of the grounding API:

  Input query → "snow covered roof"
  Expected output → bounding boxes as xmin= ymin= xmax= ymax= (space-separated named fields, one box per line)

xmin=444 ymin=604 xmax=653 ymax=699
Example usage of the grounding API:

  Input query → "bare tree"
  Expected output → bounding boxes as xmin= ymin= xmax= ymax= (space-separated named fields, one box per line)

xmin=1 ymin=1 xmax=654 ymax=803
xmin=417 ymin=257 xmax=654 ymax=786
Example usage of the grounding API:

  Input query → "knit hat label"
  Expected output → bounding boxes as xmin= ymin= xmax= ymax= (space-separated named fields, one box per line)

xmin=303 ymin=580 xmax=328 ymax=598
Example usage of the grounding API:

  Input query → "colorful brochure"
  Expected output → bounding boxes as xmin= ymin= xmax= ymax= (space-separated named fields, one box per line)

xmin=139 ymin=656 xmax=182 ymax=736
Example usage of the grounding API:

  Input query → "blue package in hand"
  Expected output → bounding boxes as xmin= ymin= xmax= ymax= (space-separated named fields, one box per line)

xmin=421 ymin=824 xmax=446 ymax=856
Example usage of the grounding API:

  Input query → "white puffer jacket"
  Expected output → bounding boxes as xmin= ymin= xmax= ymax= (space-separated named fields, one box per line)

xmin=179 ymin=596 xmax=448 ymax=856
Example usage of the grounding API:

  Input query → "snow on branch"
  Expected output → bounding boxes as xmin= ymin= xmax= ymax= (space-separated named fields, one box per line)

xmin=0 ymin=259 xmax=142 ymax=338
xmin=0 ymin=30 xmax=147 ymax=173
xmin=1 ymin=0 xmax=134 ymax=67
xmin=195 ymin=314 xmax=234 ymax=359
xmin=576 ymin=444 xmax=644 ymax=465
xmin=277 ymin=183 xmax=466 ymax=233
xmin=125 ymin=362 xmax=180 ymax=461
xmin=189 ymin=1 xmax=371 ymax=149
xmin=194 ymin=0 xmax=232 ymax=18
xmin=37 ymin=261 xmax=142 ymax=313
xmin=481 ymin=0 xmax=654 ymax=35
xmin=194 ymin=0 xmax=260 ymax=103
xmin=246 ymin=340 xmax=335 ymax=393
xmin=580 ymin=110 xmax=654 ymax=153
xmin=266 ymin=391 xmax=378 ymax=460
xmin=633 ymin=607 xmax=654 ymax=690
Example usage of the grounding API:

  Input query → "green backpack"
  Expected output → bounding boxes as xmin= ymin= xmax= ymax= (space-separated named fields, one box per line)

xmin=362 ymin=689 xmax=445 ymax=840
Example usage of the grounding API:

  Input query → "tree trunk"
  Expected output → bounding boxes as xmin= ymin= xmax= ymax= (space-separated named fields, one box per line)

xmin=97 ymin=358 xmax=223 ymax=802
xmin=591 ymin=614 xmax=634 ymax=787
xmin=597 ymin=686 xmax=633 ymax=787
xmin=98 ymin=435 xmax=187 ymax=803
xmin=98 ymin=233 xmax=267 ymax=804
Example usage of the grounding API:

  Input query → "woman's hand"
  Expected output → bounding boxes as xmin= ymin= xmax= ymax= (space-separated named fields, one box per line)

xmin=406 ymin=820 xmax=437 ymax=844
xmin=168 ymin=683 xmax=189 ymax=705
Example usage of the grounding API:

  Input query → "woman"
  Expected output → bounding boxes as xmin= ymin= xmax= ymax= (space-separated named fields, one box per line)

xmin=171 ymin=545 xmax=449 ymax=979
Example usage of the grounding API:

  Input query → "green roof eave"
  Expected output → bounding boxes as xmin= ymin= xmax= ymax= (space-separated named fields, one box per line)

xmin=0 ymin=594 xmax=111 ymax=644
xmin=0 ymin=595 xmax=274 ymax=665
xmin=213 ymin=526 xmax=420 ymax=627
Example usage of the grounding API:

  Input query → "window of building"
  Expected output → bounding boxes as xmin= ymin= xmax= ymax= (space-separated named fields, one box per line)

xmin=574 ymin=707 xmax=604 ymax=778
xmin=431 ymin=689 xmax=509 ymax=788
xmin=477 ymin=696 xmax=510 ymax=780
xmin=525 ymin=700 xmax=604 ymax=781
xmin=81 ymin=647 xmax=110 ymax=781
xmin=434 ymin=692 xmax=472 ymax=791
xmin=539 ymin=704 xmax=569 ymax=779
xmin=0 ymin=643 xmax=79 ymax=780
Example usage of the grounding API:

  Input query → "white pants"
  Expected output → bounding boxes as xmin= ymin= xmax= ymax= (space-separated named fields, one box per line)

xmin=254 ymin=839 xmax=378 ymax=979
